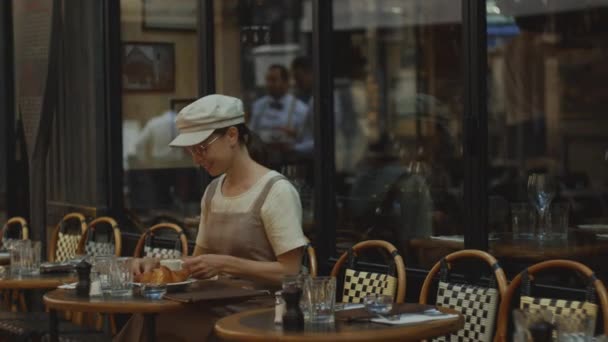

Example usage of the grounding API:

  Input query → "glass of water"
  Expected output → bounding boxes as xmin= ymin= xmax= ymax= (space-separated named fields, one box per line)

xmin=303 ymin=276 xmax=336 ymax=324
xmin=108 ymin=257 xmax=133 ymax=297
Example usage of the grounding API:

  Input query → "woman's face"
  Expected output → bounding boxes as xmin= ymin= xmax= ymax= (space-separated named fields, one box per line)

xmin=186 ymin=127 xmax=238 ymax=176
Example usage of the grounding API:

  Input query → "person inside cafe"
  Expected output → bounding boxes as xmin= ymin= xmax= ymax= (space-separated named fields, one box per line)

xmin=115 ymin=94 xmax=308 ymax=342
xmin=249 ymin=64 xmax=312 ymax=168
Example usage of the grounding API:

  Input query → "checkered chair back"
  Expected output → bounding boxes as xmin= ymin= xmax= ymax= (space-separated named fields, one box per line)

xmin=495 ymin=260 xmax=608 ymax=342
xmin=435 ymin=281 xmax=499 ymax=342
xmin=77 ymin=217 xmax=122 ymax=257
xmin=56 ymin=232 xmax=81 ymax=262
xmin=50 ymin=213 xmax=87 ymax=262
xmin=342 ymin=268 xmax=397 ymax=303
xmin=517 ymin=268 xmax=599 ymax=337
xmin=419 ymin=250 xmax=508 ymax=342
xmin=1 ymin=217 xmax=29 ymax=248
xmin=330 ymin=240 xmax=406 ymax=303
xmin=134 ymin=223 xmax=189 ymax=259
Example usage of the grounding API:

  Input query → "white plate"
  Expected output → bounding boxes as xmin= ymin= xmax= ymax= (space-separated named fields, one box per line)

xmin=131 ymin=278 xmax=197 ymax=292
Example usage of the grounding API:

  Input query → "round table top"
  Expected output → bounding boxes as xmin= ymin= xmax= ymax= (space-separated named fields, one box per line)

xmin=44 ymin=289 xmax=184 ymax=314
xmin=215 ymin=306 xmax=464 ymax=342
xmin=0 ymin=270 xmax=76 ymax=289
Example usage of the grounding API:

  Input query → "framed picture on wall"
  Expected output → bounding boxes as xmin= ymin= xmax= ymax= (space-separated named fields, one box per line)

xmin=122 ymin=42 xmax=175 ymax=92
xmin=142 ymin=0 xmax=197 ymax=31
xmin=170 ymin=98 xmax=196 ymax=113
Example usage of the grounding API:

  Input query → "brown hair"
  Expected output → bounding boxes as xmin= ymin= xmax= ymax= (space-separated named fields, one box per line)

xmin=213 ymin=124 xmax=268 ymax=167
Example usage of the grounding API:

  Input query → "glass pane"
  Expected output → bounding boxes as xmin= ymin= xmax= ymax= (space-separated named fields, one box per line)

xmin=488 ymin=0 xmax=608 ymax=271
xmin=0 ymin=115 xmax=5 ymax=223
xmin=332 ymin=0 xmax=464 ymax=268
xmin=120 ymin=0 xmax=201 ymax=238
xmin=213 ymin=0 xmax=315 ymax=242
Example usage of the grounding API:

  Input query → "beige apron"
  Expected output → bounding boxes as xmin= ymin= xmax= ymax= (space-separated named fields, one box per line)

xmin=114 ymin=175 xmax=285 ymax=342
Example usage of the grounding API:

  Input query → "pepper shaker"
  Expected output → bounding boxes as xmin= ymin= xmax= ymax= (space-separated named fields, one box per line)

xmin=75 ymin=260 xmax=92 ymax=298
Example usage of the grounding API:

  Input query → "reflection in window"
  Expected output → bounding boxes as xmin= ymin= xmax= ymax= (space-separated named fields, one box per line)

xmin=331 ymin=0 xmax=464 ymax=269
xmin=488 ymin=0 xmax=608 ymax=264
xmin=214 ymin=0 xmax=316 ymax=240
xmin=120 ymin=0 xmax=201 ymax=237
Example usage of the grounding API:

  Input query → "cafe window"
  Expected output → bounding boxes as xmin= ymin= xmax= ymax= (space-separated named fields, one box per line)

xmin=213 ymin=0 xmax=316 ymax=243
xmin=330 ymin=0 xmax=464 ymax=268
xmin=487 ymin=0 xmax=608 ymax=272
xmin=120 ymin=0 xmax=202 ymax=238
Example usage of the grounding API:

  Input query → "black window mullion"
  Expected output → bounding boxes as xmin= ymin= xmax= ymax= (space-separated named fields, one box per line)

xmin=198 ymin=0 xmax=215 ymax=96
xmin=312 ymin=0 xmax=336 ymax=274
xmin=103 ymin=0 xmax=124 ymax=218
xmin=462 ymin=0 xmax=488 ymax=251
xmin=0 ymin=0 xmax=15 ymax=217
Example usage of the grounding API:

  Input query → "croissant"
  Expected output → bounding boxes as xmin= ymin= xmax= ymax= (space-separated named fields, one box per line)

xmin=136 ymin=266 xmax=190 ymax=284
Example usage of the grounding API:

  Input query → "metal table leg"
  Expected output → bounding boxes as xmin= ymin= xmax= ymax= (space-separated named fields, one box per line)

xmin=144 ymin=313 xmax=157 ymax=342
xmin=49 ymin=309 xmax=58 ymax=342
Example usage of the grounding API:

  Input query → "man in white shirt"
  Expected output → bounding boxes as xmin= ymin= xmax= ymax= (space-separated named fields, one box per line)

xmin=249 ymin=65 xmax=311 ymax=162
xmin=134 ymin=110 xmax=190 ymax=169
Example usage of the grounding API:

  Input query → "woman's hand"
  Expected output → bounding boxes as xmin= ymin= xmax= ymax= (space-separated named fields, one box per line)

xmin=182 ymin=254 xmax=227 ymax=279
xmin=131 ymin=257 xmax=158 ymax=276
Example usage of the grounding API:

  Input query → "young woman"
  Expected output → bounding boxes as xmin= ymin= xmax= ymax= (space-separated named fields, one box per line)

xmin=115 ymin=94 xmax=308 ymax=342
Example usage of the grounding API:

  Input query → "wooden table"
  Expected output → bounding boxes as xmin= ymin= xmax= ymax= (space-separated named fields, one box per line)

xmin=409 ymin=236 xmax=608 ymax=263
xmin=0 ymin=270 xmax=76 ymax=290
xmin=0 ymin=268 xmax=76 ymax=311
xmin=215 ymin=305 xmax=464 ymax=342
xmin=44 ymin=289 xmax=184 ymax=342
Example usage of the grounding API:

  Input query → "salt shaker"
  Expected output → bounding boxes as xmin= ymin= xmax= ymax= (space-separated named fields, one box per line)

xmin=89 ymin=272 xmax=102 ymax=297
xmin=274 ymin=290 xmax=285 ymax=324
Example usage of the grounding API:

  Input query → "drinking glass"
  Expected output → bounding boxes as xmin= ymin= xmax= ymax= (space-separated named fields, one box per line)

xmin=108 ymin=257 xmax=133 ymax=297
xmin=548 ymin=202 xmax=570 ymax=241
xmin=527 ymin=173 xmax=557 ymax=240
xmin=364 ymin=294 xmax=393 ymax=315
xmin=511 ymin=202 xmax=535 ymax=239
xmin=303 ymin=276 xmax=336 ymax=324
xmin=10 ymin=240 xmax=41 ymax=276
xmin=21 ymin=241 xmax=40 ymax=275
xmin=92 ymin=255 xmax=114 ymax=295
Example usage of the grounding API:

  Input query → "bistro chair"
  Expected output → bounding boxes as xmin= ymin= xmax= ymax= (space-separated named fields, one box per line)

xmin=1 ymin=216 xmax=29 ymax=248
xmin=301 ymin=242 xmax=318 ymax=277
xmin=330 ymin=239 xmax=406 ymax=304
xmin=76 ymin=216 xmax=122 ymax=257
xmin=419 ymin=249 xmax=508 ymax=342
xmin=49 ymin=213 xmax=87 ymax=262
xmin=133 ymin=222 xmax=189 ymax=259
xmin=495 ymin=259 xmax=608 ymax=342
xmin=0 ymin=217 xmax=29 ymax=311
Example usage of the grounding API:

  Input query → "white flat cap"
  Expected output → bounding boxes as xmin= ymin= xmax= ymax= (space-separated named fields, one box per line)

xmin=169 ymin=94 xmax=245 ymax=147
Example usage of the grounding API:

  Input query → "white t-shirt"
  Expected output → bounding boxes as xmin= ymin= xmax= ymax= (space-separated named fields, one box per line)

xmin=195 ymin=170 xmax=308 ymax=256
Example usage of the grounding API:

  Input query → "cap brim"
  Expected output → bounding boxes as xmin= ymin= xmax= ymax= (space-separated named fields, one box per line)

xmin=169 ymin=130 xmax=213 ymax=147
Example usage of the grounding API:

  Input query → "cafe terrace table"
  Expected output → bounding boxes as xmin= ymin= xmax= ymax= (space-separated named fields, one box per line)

xmin=0 ymin=268 xmax=76 ymax=312
xmin=214 ymin=305 xmax=464 ymax=342
xmin=44 ymin=289 xmax=183 ymax=342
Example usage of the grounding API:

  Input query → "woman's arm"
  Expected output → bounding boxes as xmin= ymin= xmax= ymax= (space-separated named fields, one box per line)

xmin=183 ymin=247 xmax=303 ymax=285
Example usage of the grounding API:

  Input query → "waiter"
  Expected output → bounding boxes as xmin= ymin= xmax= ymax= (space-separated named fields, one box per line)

xmin=250 ymin=64 xmax=311 ymax=168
